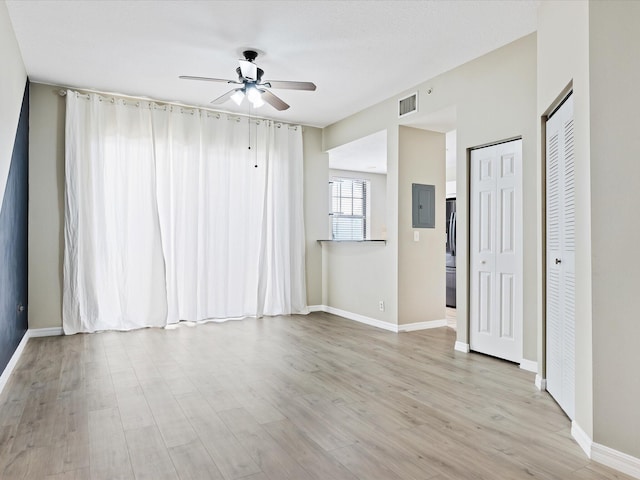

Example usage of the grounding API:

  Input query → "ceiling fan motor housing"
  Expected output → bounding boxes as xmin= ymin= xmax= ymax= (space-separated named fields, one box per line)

xmin=243 ymin=50 xmax=259 ymax=62
xmin=235 ymin=66 xmax=264 ymax=82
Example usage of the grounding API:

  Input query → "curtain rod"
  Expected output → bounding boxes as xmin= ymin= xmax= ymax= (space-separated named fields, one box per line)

xmin=56 ymin=87 xmax=302 ymax=129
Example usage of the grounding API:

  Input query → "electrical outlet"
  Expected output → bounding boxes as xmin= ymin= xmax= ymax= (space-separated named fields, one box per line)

xmin=378 ymin=301 xmax=385 ymax=312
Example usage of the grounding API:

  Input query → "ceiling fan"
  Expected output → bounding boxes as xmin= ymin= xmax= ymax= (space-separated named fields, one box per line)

xmin=179 ymin=50 xmax=316 ymax=111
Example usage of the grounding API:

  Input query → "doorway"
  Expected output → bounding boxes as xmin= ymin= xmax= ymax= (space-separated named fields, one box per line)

xmin=445 ymin=130 xmax=457 ymax=329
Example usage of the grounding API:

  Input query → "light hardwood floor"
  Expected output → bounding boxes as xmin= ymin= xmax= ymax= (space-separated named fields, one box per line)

xmin=0 ymin=312 xmax=632 ymax=479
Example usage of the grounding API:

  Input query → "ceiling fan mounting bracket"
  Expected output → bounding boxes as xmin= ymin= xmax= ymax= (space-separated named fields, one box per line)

xmin=243 ymin=50 xmax=258 ymax=62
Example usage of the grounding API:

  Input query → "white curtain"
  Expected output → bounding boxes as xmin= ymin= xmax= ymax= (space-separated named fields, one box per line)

xmin=63 ymin=91 xmax=308 ymax=334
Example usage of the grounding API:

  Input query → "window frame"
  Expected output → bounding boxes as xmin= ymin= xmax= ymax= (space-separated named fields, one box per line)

xmin=329 ymin=176 xmax=371 ymax=241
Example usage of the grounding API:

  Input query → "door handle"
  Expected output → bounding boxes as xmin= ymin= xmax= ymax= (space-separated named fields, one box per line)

xmin=555 ymin=258 xmax=562 ymax=264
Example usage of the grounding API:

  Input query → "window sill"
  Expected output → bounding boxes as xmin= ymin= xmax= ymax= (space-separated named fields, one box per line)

xmin=317 ymin=239 xmax=386 ymax=244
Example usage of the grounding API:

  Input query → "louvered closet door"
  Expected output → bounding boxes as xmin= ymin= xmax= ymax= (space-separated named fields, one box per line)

xmin=546 ymin=93 xmax=575 ymax=420
xmin=470 ymin=139 xmax=523 ymax=363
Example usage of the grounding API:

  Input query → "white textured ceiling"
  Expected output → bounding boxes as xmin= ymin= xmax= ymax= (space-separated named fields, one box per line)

xmin=329 ymin=130 xmax=388 ymax=174
xmin=6 ymin=0 xmax=538 ymax=128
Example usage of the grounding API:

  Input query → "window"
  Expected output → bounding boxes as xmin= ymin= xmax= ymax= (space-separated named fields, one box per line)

xmin=330 ymin=177 xmax=369 ymax=240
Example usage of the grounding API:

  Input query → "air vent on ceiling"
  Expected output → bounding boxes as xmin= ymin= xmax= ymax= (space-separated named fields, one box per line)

xmin=398 ymin=92 xmax=418 ymax=118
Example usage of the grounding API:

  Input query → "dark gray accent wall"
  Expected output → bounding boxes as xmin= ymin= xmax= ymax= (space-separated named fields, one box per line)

xmin=0 ymin=82 xmax=29 ymax=375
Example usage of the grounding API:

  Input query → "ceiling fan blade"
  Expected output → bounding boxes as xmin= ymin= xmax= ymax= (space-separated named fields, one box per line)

xmin=211 ymin=89 xmax=240 ymax=105
xmin=179 ymin=75 xmax=240 ymax=84
xmin=261 ymin=90 xmax=290 ymax=111
xmin=264 ymin=80 xmax=316 ymax=91
xmin=238 ymin=60 xmax=258 ymax=80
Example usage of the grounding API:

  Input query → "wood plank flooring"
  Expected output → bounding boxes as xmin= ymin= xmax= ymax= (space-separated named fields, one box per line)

xmin=0 ymin=312 xmax=632 ymax=479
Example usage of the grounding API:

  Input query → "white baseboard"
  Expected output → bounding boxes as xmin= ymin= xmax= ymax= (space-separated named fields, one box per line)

xmin=571 ymin=421 xmax=593 ymax=458
xmin=592 ymin=442 xmax=640 ymax=479
xmin=324 ymin=306 xmax=397 ymax=332
xmin=535 ymin=374 xmax=547 ymax=391
xmin=29 ymin=327 xmax=63 ymax=337
xmin=312 ymin=308 xmax=469 ymax=354
xmin=311 ymin=306 xmax=451 ymax=334
xmin=0 ymin=326 xmax=64 ymax=396
xmin=519 ymin=358 xmax=538 ymax=373
xmin=398 ymin=319 xmax=447 ymax=332
xmin=570 ymin=421 xmax=640 ymax=479
xmin=571 ymin=421 xmax=640 ymax=479
xmin=0 ymin=331 xmax=30 ymax=395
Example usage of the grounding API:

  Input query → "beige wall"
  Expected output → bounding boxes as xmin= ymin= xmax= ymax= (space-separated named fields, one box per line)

xmin=398 ymin=127 xmax=445 ymax=325
xmin=324 ymin=34 xmax=537 ymax=357
xmin=589 ymin=0 xmax=640 ymax=459
xmin=324 ymin=148 xmax=394 ymax=324
xmin=537 ymin=0 xmax=640 ymax=461
xmin=537 ymin=0 xmax=592 ymax=437
xmin=322 ymin=240 xmax=396 ymax=322
xmin=322 ymin=125 xmax=399 ymax=325
xmin=453 ymin=36 xmax=538 ymax=357
xmin=0 ymin=0 xmax=27 ymax=202
xmin=303 ymin=127 xmax=328 ymax=306
xmin=28 ymin=83 xmax=66 ymax=329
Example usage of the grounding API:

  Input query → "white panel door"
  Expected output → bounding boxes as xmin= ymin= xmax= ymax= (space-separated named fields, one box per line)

xmin=546 ymin=94 xmax=575 ymax=420
xmin=470 ymin=140 xmax=523 ymax=363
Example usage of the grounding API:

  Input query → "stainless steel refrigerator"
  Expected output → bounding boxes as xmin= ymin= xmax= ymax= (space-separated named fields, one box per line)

xmin=446 ymin=198 xmax=456 ymax=307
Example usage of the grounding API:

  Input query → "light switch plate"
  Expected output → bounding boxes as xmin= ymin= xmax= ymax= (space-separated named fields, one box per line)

xmin=413 ymin=231 xmax=419 ymax=242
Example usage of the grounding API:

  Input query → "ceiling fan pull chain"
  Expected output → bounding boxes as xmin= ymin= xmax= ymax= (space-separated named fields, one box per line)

xmin=254 ymin=119 xmax=258 ymax=168
xmin=249 ymin=109 xmax=258 ymax=168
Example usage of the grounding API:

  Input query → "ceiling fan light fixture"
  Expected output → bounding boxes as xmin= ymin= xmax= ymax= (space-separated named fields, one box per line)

xmin=251 ymin=96 xmax=265 ymax=108
xmin=230 ymin=89 xmax=245 ymax=105
xmin=247 ymin=86 xmax=264 ymax=108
